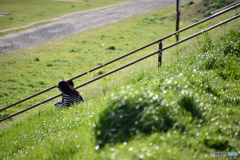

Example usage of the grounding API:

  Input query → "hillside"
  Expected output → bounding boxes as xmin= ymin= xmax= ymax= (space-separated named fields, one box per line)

xmin=95 ymin=28 xmax=240 ymax=159
xmin=0 ymin=0 xmax=240 ymax=159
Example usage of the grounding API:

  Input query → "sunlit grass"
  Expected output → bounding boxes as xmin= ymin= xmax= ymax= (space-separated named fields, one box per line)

xmin=0 ymin=0 xmax=240 ymax=159
xmin=0 ymin=0 xmax=129 ymax=31
xmin=0 ymin=0 xmax=239 ymax=129
xmin=1 ymin=25 xmax=239 ymax=160
xmin=0 ymin=4 xmax=238 ymax=118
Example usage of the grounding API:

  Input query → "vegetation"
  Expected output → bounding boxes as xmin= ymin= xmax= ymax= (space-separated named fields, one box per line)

xmin=180 ymin=0 xmax=239 ymax=21
xmin=0 ymin=3 xmax=197 ymax=118
xmin=0 ymin=0 xmax=130 ymax=35
xmin=95 ymin=29 xmax=240 ymax=155
xmin=0 ymin=0 xmax=240 ymax=159
xmin=200 ymin=0 xmax=239 ymax=17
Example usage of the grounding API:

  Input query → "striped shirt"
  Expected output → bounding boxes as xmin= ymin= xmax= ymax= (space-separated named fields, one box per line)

xmin=62 ymin=94 xmax=83 ymax=107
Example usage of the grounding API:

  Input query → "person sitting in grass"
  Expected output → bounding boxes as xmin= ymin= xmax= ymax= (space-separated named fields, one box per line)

xmin=55 ymin=80 xmax=83 ymax=107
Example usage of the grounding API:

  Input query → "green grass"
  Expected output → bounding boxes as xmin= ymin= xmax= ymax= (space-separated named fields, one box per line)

xmin=0 ymin=3 xmax=190 ymax=117
xmin=201 ymin=0 xmax=238 ymax=17
xmin=96 ymin=28 xmax=240 ymax=150
xmin=0 ymin=0 xmax=130 ymax=32
xmin=0 ymin=0 xmax=240 ymax=159
xmin=1 ymin=1 xmax=238 ymax=118
xmin=179 ymin=0 xmax=239 ymax=21
xmin=1 ymin=25 xmax=239 ymax=160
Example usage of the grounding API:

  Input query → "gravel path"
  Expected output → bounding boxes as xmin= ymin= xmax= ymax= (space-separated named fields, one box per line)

xmin=0 ymin=0 xmax=193 ymax=54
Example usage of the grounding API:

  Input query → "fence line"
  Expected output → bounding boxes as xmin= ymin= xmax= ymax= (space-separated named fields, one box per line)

xmin=211 ymin=1 xmax=240 ymax=15
xmin=1 ymin=14 xmax=239 ymax=122
xmin=1 ymin=3 xmax=239 ymax=113
xmin=74 ymin=14 xmax=239 ymax=89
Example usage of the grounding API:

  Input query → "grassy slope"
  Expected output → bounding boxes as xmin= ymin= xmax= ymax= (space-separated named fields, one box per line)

xmin=179 ymin=0 xmax=239 ymax=20
xmin=96 ymin=29 xmax=240 ymax=160
xmin=0 ymin=4 xmax=194 ymax=118
xmin=1 ymin=23 xmax=239 ymax=160
xmin=0 ymin=0 xmax=240 ymax=159
xmin=1 ymin=0 xmax=238 ymax=118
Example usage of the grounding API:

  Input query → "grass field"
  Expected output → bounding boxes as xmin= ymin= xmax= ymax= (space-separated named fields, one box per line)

xmin=0 ymin=0 xmax=240 ymax=159
xmin=0 ymin=0 xmax=131 ymax=35
xmin=0 ymin=0 xmax=239 ymax=119
xmin=0 ymin=2 xmax=195 ymax=118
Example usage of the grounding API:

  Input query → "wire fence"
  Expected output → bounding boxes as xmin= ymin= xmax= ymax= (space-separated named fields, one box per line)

xmin=0 ymin=3 xmax=240 ymax=122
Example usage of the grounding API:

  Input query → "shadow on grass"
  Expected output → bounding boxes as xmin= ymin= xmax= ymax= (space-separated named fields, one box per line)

xmin=94 ymin=87 xmax=199 ymax=148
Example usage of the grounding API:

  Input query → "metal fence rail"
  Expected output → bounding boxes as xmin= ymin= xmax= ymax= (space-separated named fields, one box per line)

xmin=1 ymin=13 xmax=239 ymax=122
xmin=1 ymin=2 xmax=239 ymax=113
xmin=211 ymin=0 xmax=240 ymax=15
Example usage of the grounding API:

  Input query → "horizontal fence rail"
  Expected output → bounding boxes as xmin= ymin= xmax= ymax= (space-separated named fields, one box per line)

xmin=1 ymin=13 xmax=239 ymax=122
xmin=0 ymin=2 xmax=239 ymax=113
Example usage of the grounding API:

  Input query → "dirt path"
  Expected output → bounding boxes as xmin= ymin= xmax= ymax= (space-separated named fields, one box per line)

xmin=0 ymin=0 xmax=193 ymax=54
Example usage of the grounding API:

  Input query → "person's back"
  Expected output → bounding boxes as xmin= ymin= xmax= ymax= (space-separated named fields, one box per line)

xmin=56 ymin=80 xmax=83 ymax=107
xmin=62 ymin=93 xmax=83 ymax=107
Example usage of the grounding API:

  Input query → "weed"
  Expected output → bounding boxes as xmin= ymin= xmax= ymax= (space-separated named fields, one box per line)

xmin=69 ymin=49 xmax=78 ymax=53
xmin=46 ymin=63 xmax=53 ymax=67
xmin=203 ymin=138 xmax=232 ymax=151
xmin=106 ymin=46 xmax=116 ymax=50
xmin=178 ymin=94 xmax=201 ymax=118
xmin=0 ymin=112 xmax=11 ymax=119
xmin=187 ymin=1 xmax=194 ymax=6
xmin=34 ymin=58 xmax=40 ymax=61
xmin=98 ymin=71 xmax=104 ymax=75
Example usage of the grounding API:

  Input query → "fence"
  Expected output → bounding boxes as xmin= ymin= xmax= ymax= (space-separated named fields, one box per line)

xmin=0 ymin=3 xmax=240 ymax=122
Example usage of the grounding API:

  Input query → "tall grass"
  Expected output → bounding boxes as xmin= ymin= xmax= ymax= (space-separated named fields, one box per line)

xmin=1 ymin=3 xmax=238 ymax=120
xmin=0 ymin=0 xmax=239 ymax=129
xmin=0 ymin=0 xmax=240 ymax=159
xmin=1 ymin=23 xmax=239 ymax=160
